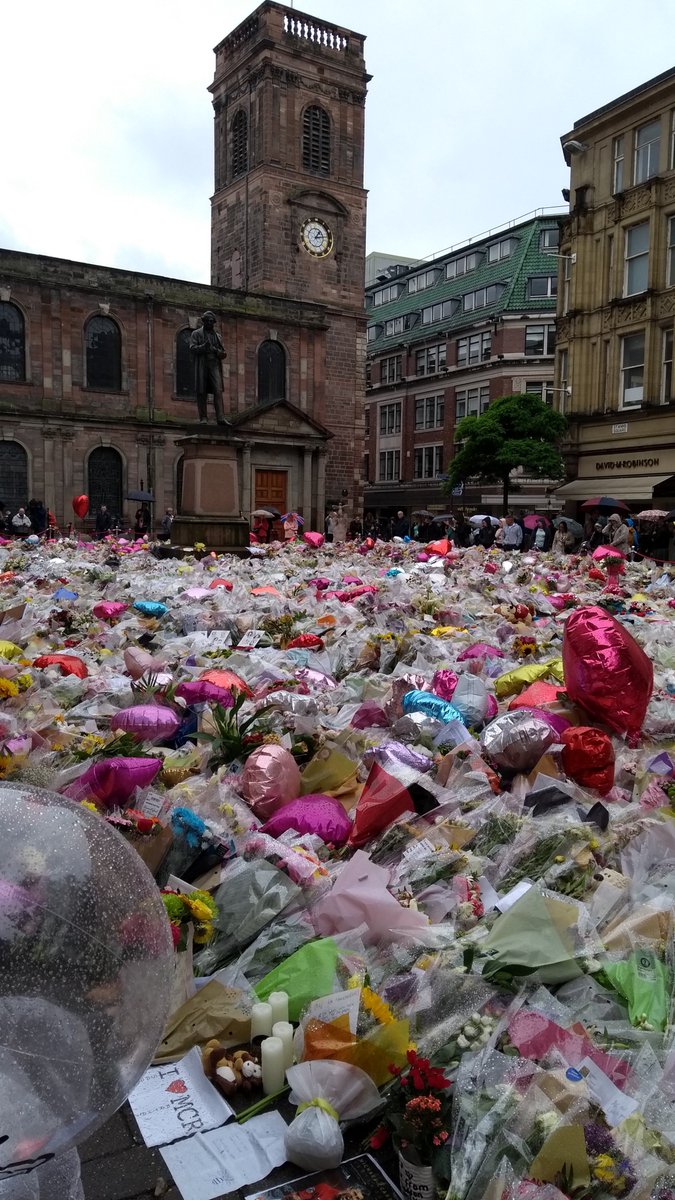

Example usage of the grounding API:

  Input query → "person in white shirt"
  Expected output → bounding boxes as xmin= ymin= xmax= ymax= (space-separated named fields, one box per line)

xmin=501 ymin=513 xmax=523 ymax=550
xmin=11 ymin=508 xmax=32 ymax=538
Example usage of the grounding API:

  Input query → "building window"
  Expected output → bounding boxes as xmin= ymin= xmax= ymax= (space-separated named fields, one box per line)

xmin=455 ymin=385 xmax=490 ymax=419
xmin=540 ymin=227 xmax=560 ymax=252
xmin=381 ymin=355 xmax=402 ymax=384
xmin=88 ymin=446 xmax=123 ymax=520
xmin=668 ymin=216 xmax=675 ymax=287
xmin=446 ymin=252 xmax=482 ymax=279
xmin=457 ymin=331 xmax=491 ymax=365
xmin=0 ymin=302 xmax=25 ymax=382
xmin=378 ymin=449 xmax=400 ymax=481
xmin=413 ymin=445 xmax=443 ymax=479
xmin=373 ymin=283 xmax=403 ymax=306
xmin=487 ymin=237 xmax=518 ymax=263
xmin=624 ymin=221 xmax=649 ymax=296
xmin=558 ymin=349 xmax=569 ymax=412
xmin=231 ymin=109 xmax=248 ymax=178
xmin=257 ymin=339 xmax=286 ymax=404
xmin=364 ymin=407 xmax=370 ymax=435
xmin=527 ymin=275 xmax=557 ymax=299
xmin=421 ymin=299 xmax=458 ymax=325
xmin=462 ymin=284 xmax=504 ymax=312
xmin=85 ymin=316 xmax=121 ymax=391
xmin=671 ymin=111 xmax=675 ymax=169
xmin=634 ymin=119 xmax=661 ymax=184
xmin=662 ymin=328 xmax=673 ymax=403
xmin=0 ymin=441 xmax=28 ymax=513
xmin=620 ymin=332 xmax=645 ymax=408
xmin=562 ymin=253 xmax=572 ymax=313
xmin=525 ymin=324 xmax=555 ymax=356
xmin=613 ymin=136 xmax=625 ymax=193
xmin=408 ymin=269 xmax=439 ymax=294
xmin=367 ymin=326 xmax=379 ymax=343
xmin=379 ymin=402 xmax=401 ymax=435
xmin=524 ymin=381 xmax=555 ymax=406
xmin=414 ymin=395 xmax=444 ymax=430
xmin=415 ymin=344 xmax=446 ymax=376
xmin=175 ymin=328 xmax=194 ymax=396
xmin=363 ymin=452 xmax=370 ymax=481
xmin=302 ymin=105 xmax=330 ymax=174
xmin=384 ymin=316 xmax=409 ymax=337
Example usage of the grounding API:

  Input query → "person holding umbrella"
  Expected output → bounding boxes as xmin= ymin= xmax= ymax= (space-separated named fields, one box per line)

xmin=281 ymin=512 xmax=303 ymax=541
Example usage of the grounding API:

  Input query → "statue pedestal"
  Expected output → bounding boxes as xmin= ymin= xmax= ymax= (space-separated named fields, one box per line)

xmin=172 ymin=434 xmax=249 ymax=554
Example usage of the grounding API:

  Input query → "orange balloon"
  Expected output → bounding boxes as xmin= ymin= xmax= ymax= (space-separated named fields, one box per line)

xmin=250 ymin=586 xmax=280 ymax=596
xmin=200 ymin=668 xmax=253 ymax=698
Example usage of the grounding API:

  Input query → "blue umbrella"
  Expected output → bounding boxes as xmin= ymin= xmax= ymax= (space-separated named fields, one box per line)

xmin=280 ymin=512 xmax=305 ymax=524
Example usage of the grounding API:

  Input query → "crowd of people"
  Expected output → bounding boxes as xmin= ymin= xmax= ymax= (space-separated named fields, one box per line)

xmin=0 ymin=498 xmax=53 ymax=538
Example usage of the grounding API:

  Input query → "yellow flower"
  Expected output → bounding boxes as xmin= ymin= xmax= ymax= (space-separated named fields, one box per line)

xmin=193 ymin=923 xmax=215 ymax=945
xmin=593 ymin=1154 xmax=618 ymax=1185
xmin=362 ymin=986 xmax=395 ymax=1025
xmin=0 ymin=679 xmax=19 ymax=699
xmin=346 ymin=974 xmax=362 ymax=990
xmin=80 ymin=801 xmax=99 ymax=813
xmin=186 ymin=898 xmax=215 ymax=924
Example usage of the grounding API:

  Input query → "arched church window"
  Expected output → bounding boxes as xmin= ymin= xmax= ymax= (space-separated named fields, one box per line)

xmin=85 ymin=316 xmax=122 ymax=391
xmin=88 ymin=447 xmax=123 ymax=520
xmin=302 ymin=105 xmax=331 ymax=174
xmin=257 ymin=340 xmax=286 ymax=404
xmin=175 ymin=328 xmax=194 ymax=396
xmin=232 ymin=110 xmax=248 ymax=178
xmin=0 ymin=303 xmax=26 ymax=382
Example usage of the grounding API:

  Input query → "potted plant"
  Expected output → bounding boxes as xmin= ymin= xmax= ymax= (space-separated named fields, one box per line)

xmin=370 ymin=1050 xmax=453 ymax=1200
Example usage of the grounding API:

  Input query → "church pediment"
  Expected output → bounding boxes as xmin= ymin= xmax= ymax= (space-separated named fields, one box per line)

xmin=229 ymin=399 xmax=332 ymax=442
xmin=287 ymin=188 xmax=349 ymax=217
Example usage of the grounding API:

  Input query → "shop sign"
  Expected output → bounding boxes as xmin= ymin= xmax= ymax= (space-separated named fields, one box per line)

xmin=596 ymin=456 xmax=660 ymax=472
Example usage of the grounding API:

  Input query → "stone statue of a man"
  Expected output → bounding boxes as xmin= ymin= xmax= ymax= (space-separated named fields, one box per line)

xmin=189 ymin=311 xmax=227 ymax=424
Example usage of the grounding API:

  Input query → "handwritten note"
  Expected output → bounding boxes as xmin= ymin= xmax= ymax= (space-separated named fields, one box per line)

xmin=160 ymin=1111 xmax=287 ymax=1200
xmin=308 ymin=988 xmax=361 ymax=1034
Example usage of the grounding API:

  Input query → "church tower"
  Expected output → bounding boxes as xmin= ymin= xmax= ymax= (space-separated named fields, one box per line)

xmin=209 ymin=3 xmax=369 ymax=512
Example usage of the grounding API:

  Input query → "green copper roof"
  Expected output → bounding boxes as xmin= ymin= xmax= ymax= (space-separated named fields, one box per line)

xmin=366 ymin=216 xmax=560 ymax=352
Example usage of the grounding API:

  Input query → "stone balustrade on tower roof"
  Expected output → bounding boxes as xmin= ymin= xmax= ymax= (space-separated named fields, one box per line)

xmin=214 ymin=1 xmax=365 ymax=75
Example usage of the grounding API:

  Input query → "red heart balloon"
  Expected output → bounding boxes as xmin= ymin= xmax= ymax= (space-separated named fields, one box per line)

xmin=72 ymin=494 xmax=89 ymax=519
xmin=562 ymin=605 xmax=653 ymax=737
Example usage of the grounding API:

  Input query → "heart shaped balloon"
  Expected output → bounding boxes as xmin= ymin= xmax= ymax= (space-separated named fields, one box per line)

xmin=562 ymin=605 xmax=653 ymax=736
xmin=111 ymin=705 xmax=180 ymax=742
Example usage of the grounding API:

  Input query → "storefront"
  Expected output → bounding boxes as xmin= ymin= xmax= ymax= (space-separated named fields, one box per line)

xmin=556 ymin=416 xmax=675 ymax=512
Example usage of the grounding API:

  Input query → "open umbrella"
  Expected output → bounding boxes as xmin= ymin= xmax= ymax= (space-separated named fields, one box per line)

xmin=580 ymin=496 xmax=630 ymax=512
xmin=522 ymin=514 xmax=551 ymax=530
xmin=433 ymin=514 xmax=455 ymax=522
xmin=127 ymin=490 xmax=155 ymax=503
xmin=637 ymin=509 xmax=668 ymax=522
xmin=281 ymin=512 xmax=305 ymax=524
xmin=469 ymin=514 xmax=500 ymax=526
xmin=412 ymin=509 xmax=434 ymax=518
xmin=553 ymin=515 xmax=584 ymax=538
xmin=252 ymin=508 xmax=275 ymax=518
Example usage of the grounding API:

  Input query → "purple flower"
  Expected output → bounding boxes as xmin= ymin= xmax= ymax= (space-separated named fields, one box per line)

xmin=583 ymin=1122 xmax=614 ymax=1156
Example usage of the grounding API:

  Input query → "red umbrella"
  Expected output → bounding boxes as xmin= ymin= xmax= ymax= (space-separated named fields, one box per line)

xmin=580 ymin=496 xmax=630 ymax=512
xmin=522 ymin=514 xmax=551 ymax=529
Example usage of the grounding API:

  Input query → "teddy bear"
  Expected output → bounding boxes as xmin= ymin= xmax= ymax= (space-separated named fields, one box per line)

xmin=201 ymin=1040 xmax=262 ymax=1098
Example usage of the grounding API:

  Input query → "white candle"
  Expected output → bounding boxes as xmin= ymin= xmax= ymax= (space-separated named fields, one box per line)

xmin=268 ymin=990 xmax=289 ymax=1025
xmin=250 ymin=1002 xmax=273 ymax=1040
xmin=261 ymin=1036 xmax=286 ymax=1095
xmin=272 ymin=1020 xmax=294 ymax=1069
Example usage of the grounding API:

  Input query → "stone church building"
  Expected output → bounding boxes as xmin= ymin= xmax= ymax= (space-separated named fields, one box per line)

xmin=0 ymin=3 xmax=368 ymax=531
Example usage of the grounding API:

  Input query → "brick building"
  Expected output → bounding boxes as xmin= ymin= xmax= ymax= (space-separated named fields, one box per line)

xmin=364 ymin=211 xmax=565 ymax=523
xmin=0 ymin=3 xmax=368 ymax=532
xmin=554 ymin=68 xmax=675 ymax=511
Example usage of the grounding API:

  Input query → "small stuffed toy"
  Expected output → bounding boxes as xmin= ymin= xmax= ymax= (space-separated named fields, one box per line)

xmin=201 ymin=1040 xmax=262 ymax=1098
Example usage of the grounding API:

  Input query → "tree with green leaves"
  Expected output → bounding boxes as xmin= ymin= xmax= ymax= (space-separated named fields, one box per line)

xmin=445 ymin=392 xmax=567 ymax=515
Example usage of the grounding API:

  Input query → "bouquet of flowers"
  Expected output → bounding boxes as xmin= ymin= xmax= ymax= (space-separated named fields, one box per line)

xmin=160 ymin=888 xmax=218 ymax=950
xmin=370 ymin=1049 xmax=453 ymax=1175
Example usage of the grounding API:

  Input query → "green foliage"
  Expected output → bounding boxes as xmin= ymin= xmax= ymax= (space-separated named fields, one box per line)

xmin=445 ymin=392 xmax=567 ymax=512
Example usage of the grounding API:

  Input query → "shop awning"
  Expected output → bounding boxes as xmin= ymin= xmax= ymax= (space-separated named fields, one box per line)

xmin=555 ymin=474 xmax=675 ymax=501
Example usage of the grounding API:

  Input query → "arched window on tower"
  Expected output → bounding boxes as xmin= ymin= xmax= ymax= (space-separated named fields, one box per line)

xmin=88 ymin=447 xmax=123 ymax=521
xmin=175 ymin=328 xmax=194 ymax=397
xmin=302 ymin=105 xmax=331 ymax=175
xmin=0 ymin=303 xmax=26 ymax=382
xmin=0 ymin=441 xmax=28 ymax=513
xmin=85 ymin=316 xmax=122 ymax=391
xmin=231 ymin=109 xmax=248 ymax=178
xmin=257 ymin=340 xmax=286 ymax=405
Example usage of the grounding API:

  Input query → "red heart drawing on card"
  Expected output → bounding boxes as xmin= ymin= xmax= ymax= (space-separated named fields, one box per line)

xmin=165 ymin=1080 xmax=187 ymax=1095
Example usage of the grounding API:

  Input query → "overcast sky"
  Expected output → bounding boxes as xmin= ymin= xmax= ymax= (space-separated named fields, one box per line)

xmin=3 ymin=0 xmax=674 ymax=283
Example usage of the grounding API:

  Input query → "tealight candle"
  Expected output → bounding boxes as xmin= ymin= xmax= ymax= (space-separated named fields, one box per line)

xmin=250 ymin=1002 xmax=273 ymax=1042
xmin=261 ymin=1036 xmax=286 ymax=1095
xmin=268 ymin=990 xmax=289 ymax=1025
xmin=272 ymin=1020 xmax=294 ymax=1069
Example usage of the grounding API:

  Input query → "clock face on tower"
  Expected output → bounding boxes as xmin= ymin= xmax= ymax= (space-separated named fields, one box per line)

xmin=300 ymin=217 xmax=333 ymax=258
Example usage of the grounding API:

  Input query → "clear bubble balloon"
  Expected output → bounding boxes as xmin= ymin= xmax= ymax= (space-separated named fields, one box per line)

xmin=0 ymin=784 xmax=174 ymax=1180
